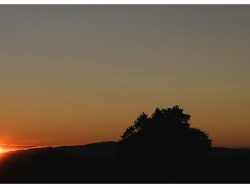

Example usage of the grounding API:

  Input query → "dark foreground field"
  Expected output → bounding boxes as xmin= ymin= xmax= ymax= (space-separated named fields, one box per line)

xmin=0 ymin=141 xmax=250 ymax=183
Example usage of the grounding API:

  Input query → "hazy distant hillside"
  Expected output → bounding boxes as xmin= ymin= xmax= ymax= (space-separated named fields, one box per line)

xmin=56 ymin=141 xmax=118 ymax=161
xmin=210 ymin=147 xmax=250 ymax=159
xmin=2 ymin=141 xmax=118 ymax=162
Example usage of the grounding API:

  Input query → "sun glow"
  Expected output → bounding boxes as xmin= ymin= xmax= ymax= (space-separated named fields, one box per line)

xmin=0 ymin=147 xmax=7 ymax=155
xmin=0 ymin=148 xmax=3 ymax=157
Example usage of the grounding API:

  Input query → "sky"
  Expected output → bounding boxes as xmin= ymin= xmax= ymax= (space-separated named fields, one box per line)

xmin=0 ymin=5 xmax=250 ymax=149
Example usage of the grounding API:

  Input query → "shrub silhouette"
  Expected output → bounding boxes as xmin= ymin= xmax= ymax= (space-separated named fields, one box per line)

xmin=117 ymin=105 xmax=212 ymax=170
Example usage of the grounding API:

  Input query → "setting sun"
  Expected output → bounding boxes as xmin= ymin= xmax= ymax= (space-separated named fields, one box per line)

xmin=0 ymin=147 xmax=4 ymax=154
xmin=0 ymin=147 xmax=7 ymax=155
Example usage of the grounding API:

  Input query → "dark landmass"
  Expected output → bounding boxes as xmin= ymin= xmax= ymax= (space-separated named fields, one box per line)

xmin=1 ymin=142 xmax=250 ymax=183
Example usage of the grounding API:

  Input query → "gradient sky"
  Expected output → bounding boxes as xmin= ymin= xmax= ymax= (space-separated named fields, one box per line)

xmin=0 ymin=5 xmax=250 ymax=148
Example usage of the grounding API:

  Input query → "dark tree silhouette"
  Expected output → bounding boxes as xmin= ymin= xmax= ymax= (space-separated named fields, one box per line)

xmin=117 ymin=105 xmax=212 ymax=169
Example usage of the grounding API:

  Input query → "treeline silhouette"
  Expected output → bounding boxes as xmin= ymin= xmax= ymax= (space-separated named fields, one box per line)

xmin=0 ymin=105 xmax=250 ymax=183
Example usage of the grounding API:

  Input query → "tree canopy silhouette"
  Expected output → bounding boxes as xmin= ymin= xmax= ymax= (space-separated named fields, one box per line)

xmin=117 ymin=105 xmax=212 ymax=166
